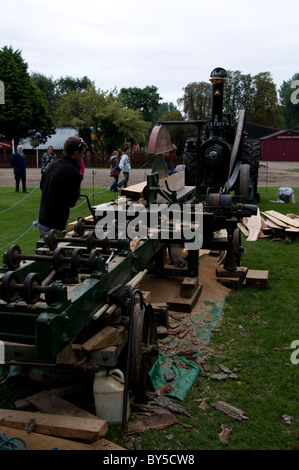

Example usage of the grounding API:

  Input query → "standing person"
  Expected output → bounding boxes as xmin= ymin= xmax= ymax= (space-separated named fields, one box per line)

xmin=10 ymin=144 xmax=27 ymax=193
xmin=38 ymin=136 xmax=87 ymax=241
xmin=118 ymin=146 xmax=131 ymax=189
xmin=41 ymin=146 xmax=56 ymax=175
xmin=109 ymin=150 xmax=120 ymax=192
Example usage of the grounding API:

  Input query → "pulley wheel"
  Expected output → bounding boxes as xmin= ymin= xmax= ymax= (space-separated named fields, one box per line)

xmin=0 ymin=270 xmax=22 ymax=302
xmin=46 ymin=229 xmax=60 ymax=251
xmin=75 ymin=217 xmax=86 ymax=237
xmin=130 ymin=303 xmax=158 ymax=403
xmin=5 ymin=244 xmax=21 ymax=270
xmin=22 ymin=272 xmax=42 ymax=304
xmin=86 ymin=231 xmax=97 ymax=251
xmin=88 ymin=249 xmax=100 ymax=272
xmin=71 ymin=248 xmax=84 ymax=272
xmin=52 ymin=247 xmax=66 ymax=272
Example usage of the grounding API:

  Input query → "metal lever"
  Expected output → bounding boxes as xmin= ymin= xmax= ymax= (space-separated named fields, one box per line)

xmin=105 ymin=248 xmax=115 ymax=268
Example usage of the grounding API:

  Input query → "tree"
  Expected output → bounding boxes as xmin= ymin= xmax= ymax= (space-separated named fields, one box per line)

xmin=177 ymin=81 xmax=211 ymax=120
xmin=30 ymin=72 xmax=59 ymax=118
xmin=279 ymin=74 xmax=299 ymax=130
xmin=223 ymin=70 xmax=254 ymax=122
xmin=56 ymin=85 xmax=149 ymax=153
xmin=56 ymin=75 xmax=94 ymax=95
xmin=118 ymin=86 xmax=162 ymax=124
xmin=247 ymin=72 xmax=285 ymax=128
xmin=179 ymin=70 xmax=285 ymax=128
xmin=0 ymin=46 xmax=54 ymax=147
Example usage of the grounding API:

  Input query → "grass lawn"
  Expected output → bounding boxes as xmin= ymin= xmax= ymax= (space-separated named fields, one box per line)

xmin=0 ymin=186 xmax=298 ymax=450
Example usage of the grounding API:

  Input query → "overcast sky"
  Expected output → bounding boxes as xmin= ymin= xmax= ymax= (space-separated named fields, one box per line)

xmin=1 ymin=0 xmax=298 ymax=105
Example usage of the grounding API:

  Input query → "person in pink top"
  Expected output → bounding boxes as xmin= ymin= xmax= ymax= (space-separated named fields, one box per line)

xmin=78 ymin=158 xmax=85 ymax=198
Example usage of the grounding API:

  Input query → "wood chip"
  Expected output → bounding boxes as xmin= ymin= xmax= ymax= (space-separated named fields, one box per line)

xmin=211 ymin=401 xmax=249 ymax=422
xmin=127 ymin=413 xmax=179 ymax=435
xmin=219 ymin=423 xmax=232 ymax=445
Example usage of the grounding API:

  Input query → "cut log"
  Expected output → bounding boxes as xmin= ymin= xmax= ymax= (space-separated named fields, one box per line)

xmin=0 ymin=409 xmax=107 ymax=442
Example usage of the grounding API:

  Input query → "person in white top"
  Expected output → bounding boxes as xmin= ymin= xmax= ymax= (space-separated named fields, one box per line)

xmin=118 ymin=146 xmax=131 ymax=189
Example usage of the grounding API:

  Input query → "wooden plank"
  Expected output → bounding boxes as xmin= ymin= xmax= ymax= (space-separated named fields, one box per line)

xmin=237 ymin=222 xmax=249 ymax=237
xmin=121 ymin=171 xmax=185 ymax=201
xmin=285 ymin=227 xmax=299 ymax=233
xmin=264 ymin=210 xmax=299 ymax=228
xmin=245 ymin=208 xmax=262 ymax=241
xmin=0 ymin=409 xmax=108 ymax=442
xmin=261 ymin=212 xmax=288 ymax=228
xmin=82 ymin=326 xmax=124 ymax=351
xmin=26 ymin=391 xmax=97 ymax=419
xmin=0 ymin=425 xmax=97 ymax=450
xmin=264 ymin=218 xmax=282 ymax=229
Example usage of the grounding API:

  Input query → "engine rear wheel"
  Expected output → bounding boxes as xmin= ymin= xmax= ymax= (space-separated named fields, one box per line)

xmin=242 ymin=139 xmax=260 ymax=201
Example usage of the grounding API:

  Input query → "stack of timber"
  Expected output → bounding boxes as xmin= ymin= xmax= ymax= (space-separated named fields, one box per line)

xmin=238 ymin=209 xmax=299 ymax=244
xmin=0 ymin=388 xmax=124 ymax=450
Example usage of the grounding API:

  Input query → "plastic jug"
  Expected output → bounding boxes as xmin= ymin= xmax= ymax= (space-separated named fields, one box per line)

xmin=93 ymin=368 xmax=130 ymax=424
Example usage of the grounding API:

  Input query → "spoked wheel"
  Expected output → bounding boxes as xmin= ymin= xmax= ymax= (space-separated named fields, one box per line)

xmin=130 ymin=303 xmax=158 ymax=403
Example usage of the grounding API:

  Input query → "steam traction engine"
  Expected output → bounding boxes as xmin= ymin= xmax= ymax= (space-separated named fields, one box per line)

xmin=0 ymin=68 xmax=258 ymax=419
xmin=160 ymin=67 xmax=260 ymax=203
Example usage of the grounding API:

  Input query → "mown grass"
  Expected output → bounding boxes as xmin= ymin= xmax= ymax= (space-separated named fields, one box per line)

xmin=0 ymin=186 xmax=298 ymax=450
xmin=0 ymin=185 xmax=113 ymax=256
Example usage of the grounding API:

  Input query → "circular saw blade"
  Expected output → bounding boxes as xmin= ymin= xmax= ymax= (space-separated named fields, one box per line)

xmin=151 ymin=154 xmax=168 ymax=178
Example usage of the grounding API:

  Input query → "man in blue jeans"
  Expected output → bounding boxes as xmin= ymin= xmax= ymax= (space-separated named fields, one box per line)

xmin=10 ymin=145 xmax=27 ymax=193
xmin=118 ymin=146 xmax=131 ymax=189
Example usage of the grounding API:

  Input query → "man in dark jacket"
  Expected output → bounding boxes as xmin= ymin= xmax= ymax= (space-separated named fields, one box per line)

xmin=38 ymin=136 xmax=87 ymax=241
xmin=10 ymin=145 xmax=27 ymax=192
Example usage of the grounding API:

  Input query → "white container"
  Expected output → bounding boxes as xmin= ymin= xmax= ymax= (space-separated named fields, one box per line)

xmin=93 ymin=368 xmax=130 ymax=424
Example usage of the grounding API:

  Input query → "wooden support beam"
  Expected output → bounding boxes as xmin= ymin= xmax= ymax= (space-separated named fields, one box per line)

xmin=0 ymin=409 xmax=107 ymax=442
